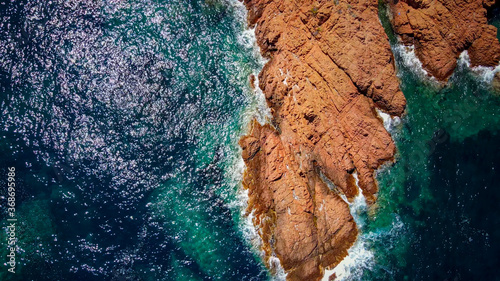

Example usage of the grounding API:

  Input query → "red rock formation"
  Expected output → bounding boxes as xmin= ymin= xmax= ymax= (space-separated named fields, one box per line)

xmin=241 ymin=123 xmax=358 ymax=280
xmin=388 ymin=0 xmax=500 ymax=80
xmin=240 ymin=0 xmax=406 ymax=280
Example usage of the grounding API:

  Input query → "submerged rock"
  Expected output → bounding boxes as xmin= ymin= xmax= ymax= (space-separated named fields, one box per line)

xmin=493 ymin=71 xmax=500 ymax=93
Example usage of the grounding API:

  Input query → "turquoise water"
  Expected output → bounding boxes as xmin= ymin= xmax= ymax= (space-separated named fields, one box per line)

xmin=1 ymin=0 xmax=500 ymax=280
xmin=362 ymin=53 xmax=500 ymax=281
xmin=341 ymin=6 xmax=500 ymax=280
xmin=0 ymin=0 xmax=268 ymax=280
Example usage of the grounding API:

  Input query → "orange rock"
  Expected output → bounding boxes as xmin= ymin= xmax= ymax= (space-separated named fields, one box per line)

xmin=240 ymin=0 xmax=406 ymax=280
xmin=240 ymin=122 xmax=357 ymax=281
xmin=388 ymin=0 xmax=500 ymax=81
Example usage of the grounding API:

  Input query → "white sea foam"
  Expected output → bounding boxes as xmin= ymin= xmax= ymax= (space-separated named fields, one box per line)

xmin=228 ymin=158 xmax=287 ymax=281
xmin=392 ymin=44 xmax=443 ymax=89
xmin=230 ymin=0 xmax=268 ymax=66
xmin=326 ymin=156 xmax=407 ymax=281
xmin=322 ymin=172 xmax=376 ymax=281
xmin=336 ymin=173 xmax=368 ymax=226
xmin=458 ymin=50 xmax=500 ymax=83
xmin=392 ymin=44 xmax=429 ymax=79
xmin=223 ymin=149 xmax=262 ymax=250
xmin=376 ymin=108 xmax=401 ymax=134
xmin=458 ymin=50 xmax=472 ymax=68
xmin=326 ymin=215 xmax=405 ymax=281
xmin=235 ymin=190 xmax=261 ymax=249
xmin=249 ymin=74 xmax=273 ymax=125
xmin=235 ymin=188 xmax=287 ymax=281
xmin=323 ymin=238 xmax=375 ymax=281
xmin=229 ymin=0 xmax=284 ymax=279
xmin=395 ymin=44 xmax=500 ymax=86
xmin=238 ymin=26 xmax=268 ymax=68
xmin=231 ymin=0 xmax=270 ymax=126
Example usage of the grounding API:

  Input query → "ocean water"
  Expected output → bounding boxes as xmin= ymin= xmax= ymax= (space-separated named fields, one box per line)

xmin=1 ymin=0 xmax=500 ymax=281
xmin=331 ymin=5 xmax=500 ymax=281
xmin=0 ymin=0 xmax=269 ymax=280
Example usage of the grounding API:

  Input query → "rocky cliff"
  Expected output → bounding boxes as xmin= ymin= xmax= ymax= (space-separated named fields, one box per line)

xmin=388 ymin=0 xmax=500 ymax=81
xmin=240 ymin=0 xmax=407 ymax=280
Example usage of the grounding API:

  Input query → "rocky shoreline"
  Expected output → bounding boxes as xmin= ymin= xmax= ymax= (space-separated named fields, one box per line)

xmin=388 ymin=0 xmax=500 ymax=81
xmin=239 ymin=0 xmax=406 ymax=279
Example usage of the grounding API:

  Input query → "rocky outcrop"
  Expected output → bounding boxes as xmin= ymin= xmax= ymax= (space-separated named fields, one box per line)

xmin=240 ymin=0 xmax=406 ymax=280
xmin=240 ymin=122 xmax=358 ymax=281
xmin=388 ymin=0 xmax=500 ymax=80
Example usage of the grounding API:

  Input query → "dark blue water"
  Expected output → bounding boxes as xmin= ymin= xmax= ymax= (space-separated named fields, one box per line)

xmin=338 ymin=6 xmax=500 ymax=280
xmin=0 ymin=0 xmax=268 ymax=280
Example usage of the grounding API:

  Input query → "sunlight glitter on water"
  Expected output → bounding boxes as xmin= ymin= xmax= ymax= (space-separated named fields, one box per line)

xmin=0 ymin=0 xmax=271 ymax=279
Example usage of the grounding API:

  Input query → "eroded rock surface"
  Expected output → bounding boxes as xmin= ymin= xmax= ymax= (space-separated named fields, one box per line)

xmin=388 ymin=0 xmax=500 ymax=80
xmin=240 ymin=0 xmax=407 ymax=279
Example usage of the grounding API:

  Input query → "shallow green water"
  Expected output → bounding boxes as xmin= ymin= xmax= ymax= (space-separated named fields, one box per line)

xmin=341 ymin=6 xmax=500 ymax=280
